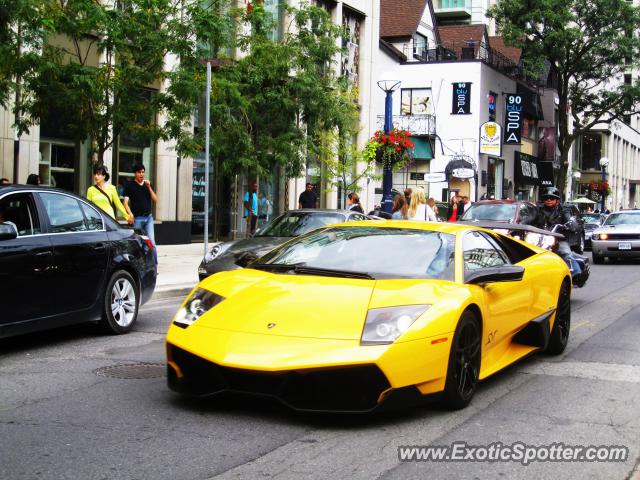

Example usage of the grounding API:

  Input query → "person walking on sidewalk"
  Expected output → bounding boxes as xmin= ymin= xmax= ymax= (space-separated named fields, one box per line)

xmin=123 ymin=164 xmax=158 ymax=259
xmin=87 ymin=165 xmax=133 ymax=224
xmin=244 ymin=181 xmax=259 ymax=235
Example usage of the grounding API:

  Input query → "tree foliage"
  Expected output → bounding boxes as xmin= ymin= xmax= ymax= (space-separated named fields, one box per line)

xmin=489 ymin=0 xmax=640 ymax=191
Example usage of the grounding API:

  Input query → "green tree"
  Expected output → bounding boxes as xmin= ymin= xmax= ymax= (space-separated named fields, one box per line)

xmin=489 ymin=0 xmax=640 ymax=193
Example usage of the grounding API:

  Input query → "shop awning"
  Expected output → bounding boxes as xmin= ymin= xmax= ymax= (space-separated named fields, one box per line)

xmin=445 ymin=158 xmax=476 ymax=180
xmin=411 ymin=137 xmax=433 ymax=160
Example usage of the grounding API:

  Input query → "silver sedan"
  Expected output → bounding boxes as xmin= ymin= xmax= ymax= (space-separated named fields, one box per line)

xmin=591 ymin=210 xmax=640 ymax=264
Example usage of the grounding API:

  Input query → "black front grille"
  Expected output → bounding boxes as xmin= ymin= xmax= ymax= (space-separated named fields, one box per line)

xmin=167 ymin=344 xmax=391 ymax=412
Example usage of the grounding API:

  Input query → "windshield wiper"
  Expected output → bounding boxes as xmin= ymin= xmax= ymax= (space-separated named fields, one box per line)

xmin=291 ymin=266 xmax=374 ymax=280
xmin=251 ymin=263 xmax=374 ymax=280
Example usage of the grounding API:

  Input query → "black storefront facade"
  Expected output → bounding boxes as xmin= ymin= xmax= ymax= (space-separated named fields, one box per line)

xmin=514 ymin=151 xmax=555 ymax=201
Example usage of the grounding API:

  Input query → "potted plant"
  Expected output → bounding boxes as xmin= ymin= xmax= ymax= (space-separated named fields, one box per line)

xmin=363 ymin=128 xmax=415 ymax=168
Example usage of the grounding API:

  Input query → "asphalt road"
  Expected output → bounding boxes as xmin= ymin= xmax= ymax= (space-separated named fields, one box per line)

xmin=1 ymin=255 xmax=640 ymax=480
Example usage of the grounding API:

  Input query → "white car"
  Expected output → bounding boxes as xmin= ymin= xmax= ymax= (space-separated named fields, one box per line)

xmin=591 ymin=210 xmax=640 ymax=264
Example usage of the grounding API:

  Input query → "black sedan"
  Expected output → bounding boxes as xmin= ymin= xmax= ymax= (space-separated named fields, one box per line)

xmin=198 ymin=209 xmax=371 ymax=280
xmin=0 ymin=185 xmax=156 ymax=338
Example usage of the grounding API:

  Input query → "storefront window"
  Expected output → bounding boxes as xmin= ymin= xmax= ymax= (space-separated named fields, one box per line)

xmin=39 ymin=106 xmax=79 ymax=192
xmin=341 ymin=8 xmax=361 ymax=89
xmin=487 ymin=157 xmax=504 ymax=199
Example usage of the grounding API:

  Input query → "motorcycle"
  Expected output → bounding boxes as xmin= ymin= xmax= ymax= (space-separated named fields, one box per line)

xmin=460 ymin=220 xmax=590 ymax=288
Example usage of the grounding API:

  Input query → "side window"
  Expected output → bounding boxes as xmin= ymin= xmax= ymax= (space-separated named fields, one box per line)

xmin=40 ymin=193 xmax=87 ymax=233
xmin=0 ymin=193 xmax=41 ymax=236
xmin=463 ymin=231 xmax=509 ymax=272
xmin=80 ymin=202 xmax=104 ymax=231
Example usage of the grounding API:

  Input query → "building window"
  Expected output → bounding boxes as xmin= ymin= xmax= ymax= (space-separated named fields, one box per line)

xmin=341 ymin=8 xmax=361 ymax=89
xmin=412 ymin=34 xmax=428 ymax=61
xmin=263 ymin=0 xmax=284 ymax=41
xmin=579 ymin=133 xmax=602 ymax=171
xmin=487 ymin=157 xmax=504 ymax=199
xmin=401 ymin=88 xmax=433 ymax=115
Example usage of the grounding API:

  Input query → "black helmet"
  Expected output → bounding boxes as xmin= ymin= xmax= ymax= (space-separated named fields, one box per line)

xmin=541 ymin=186 xmax=561 ymax=200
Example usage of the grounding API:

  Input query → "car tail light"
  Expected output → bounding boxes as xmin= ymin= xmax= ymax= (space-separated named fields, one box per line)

xmin=141 ymin=235 xmax=154 ymax=250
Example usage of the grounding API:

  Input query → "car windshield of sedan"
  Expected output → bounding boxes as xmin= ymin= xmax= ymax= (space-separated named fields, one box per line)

xmin=604 ymin=212 xmax=640 ymax=225
xmin=256 ymin=227 xmax=456 ymax=280
xmin=582 ymin=213 xmax=602 ymax=225
xmin=461 ymin=204 xmax=517 ymax=222
xmin=256 ymin=212 xmax=345 ymax=237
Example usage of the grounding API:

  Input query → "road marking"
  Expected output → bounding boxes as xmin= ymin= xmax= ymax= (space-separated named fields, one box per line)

xmin=518 ymin=361 xmax=640 ymax=383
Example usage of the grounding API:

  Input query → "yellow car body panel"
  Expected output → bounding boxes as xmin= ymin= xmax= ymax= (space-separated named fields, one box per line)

xmin=166 ymin=220 xmax=570 ymax=411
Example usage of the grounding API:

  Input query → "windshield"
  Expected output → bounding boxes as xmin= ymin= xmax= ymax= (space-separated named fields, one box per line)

xmin=604 ymin=212 xmax=640 ymax=225
xmin=582 ymin=214 xmax=602 ymax=225
xmin=257 ymin=226 xmax=456 ymax=280
xmin=256 ymin=212 xmax=345 ymax=237
xmin=461 ymin=204 xmax=517 ymax=222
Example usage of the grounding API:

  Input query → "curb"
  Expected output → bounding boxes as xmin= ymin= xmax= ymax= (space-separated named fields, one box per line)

xmin=152 ymin=285 xmax=195 ymax=300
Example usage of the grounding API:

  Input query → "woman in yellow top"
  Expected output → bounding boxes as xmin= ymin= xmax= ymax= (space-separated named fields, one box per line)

xmin=86 ymin=165 xmax=133 ymax=224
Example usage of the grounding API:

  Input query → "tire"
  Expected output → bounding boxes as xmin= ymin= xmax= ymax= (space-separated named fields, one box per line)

xmin=546 ymin=280 xmax=571 ymax=355
xmin=442 ymin=311 xmax=481 ymax=410
xmin=592 ymin=253 xmax=604 ymax=264
xmin=101 ymin=270 xmax=139 ymax=334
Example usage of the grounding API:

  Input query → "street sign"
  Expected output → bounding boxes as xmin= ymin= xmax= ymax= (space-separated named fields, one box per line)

xmin=451 ymin=168 xmax=475 ymax=179
xmin=479 ymin=121 xmax=502 ymax=156
xmin=424 ymin=172 xmax=447 ymax=183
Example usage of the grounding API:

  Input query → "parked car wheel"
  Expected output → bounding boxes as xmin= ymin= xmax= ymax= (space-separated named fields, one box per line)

xmin=442 ymin=311 xmax=481 ymax=410
xmin=101 ymin=270 xmax=139 ymax=334
xmin=546 ymin=280 xmax=571 ymax=355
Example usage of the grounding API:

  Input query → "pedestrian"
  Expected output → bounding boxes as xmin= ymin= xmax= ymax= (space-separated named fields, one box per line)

xmin=243 ymin=181 xmax=259 ymax=235
xmin=258 ymin=192 xmax=272 ymax=226
xmin=346 ymin=192 xmax=364 ymax=213
xmin=408 ymin=188 xmax=437 ymax=221
xmin=448 ymin=192 xmax=461 ymax=222
xmin=461 ymin=196 xmax=471 ymax=214
xmin=26 ymin=174 xmax=41 ymax=186
xmin=427 ymin=197 xmax=440 ymax=222
xmin=0 ymin=178 xmax=10 ymax=185
xmin=391 ymin=194 xmax=408 ymax=219
xmin=87 ymin=165 xmax=133 ymax=223
xmin=298 ymin=182 xmax=318 ymax=209
xmin=404 ymin=187 xmax=412 ymax=207
xmin=123 ymin=164 xmax=158 ymax=258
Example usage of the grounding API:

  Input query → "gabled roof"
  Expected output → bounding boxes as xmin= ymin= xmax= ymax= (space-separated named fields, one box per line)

xmin=437 ymin=24 xmax=487 ymax=47
xmin=489 ymin=36 xmax=522 ymax=64
xmin=380 ymin=0 xmax=429 ymax=39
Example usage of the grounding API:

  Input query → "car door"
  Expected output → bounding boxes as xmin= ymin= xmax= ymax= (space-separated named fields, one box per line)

xmin=463 ymin=231 xmax=532 ymax=348
xmin=37 ymin=192 xmax=110 ymax=315
xmin=0 ymin=192 xmax=54 ymax=327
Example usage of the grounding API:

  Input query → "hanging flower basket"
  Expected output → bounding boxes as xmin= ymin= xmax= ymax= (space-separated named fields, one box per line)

xmin=588 ymin=180 xmax=611 ymax=196
xmin=362 ymin=129 xmax=415 ymax=169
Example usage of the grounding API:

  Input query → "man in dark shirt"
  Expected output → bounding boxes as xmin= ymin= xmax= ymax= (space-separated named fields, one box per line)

xmin=124 ymin=164 xmax=158 ymax=263
xmin=298 ymin=183 xmax=318 ymax=209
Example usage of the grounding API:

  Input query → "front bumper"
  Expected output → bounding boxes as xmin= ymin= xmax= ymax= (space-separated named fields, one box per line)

xmin=592 ymin=239 xmax=640 ymax=258
xmin=166 ymin=327 xmax=451 ymax=412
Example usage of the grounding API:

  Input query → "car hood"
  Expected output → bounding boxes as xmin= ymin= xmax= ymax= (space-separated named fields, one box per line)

xmin=593 ymin=224 xmax=640 ymax=234
xmin=194 ymin=269 xmax=453 ymax=340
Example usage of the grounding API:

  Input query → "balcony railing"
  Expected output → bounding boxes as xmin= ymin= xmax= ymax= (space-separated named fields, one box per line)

xmin=376 ymin=114 xmax=436 ymax=136
xmin=401 ymin=40 xmax=524 ymax=81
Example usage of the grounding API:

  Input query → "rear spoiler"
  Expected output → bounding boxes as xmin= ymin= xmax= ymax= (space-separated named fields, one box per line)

xmin=457 ymin=221 xmax=565 ymax=240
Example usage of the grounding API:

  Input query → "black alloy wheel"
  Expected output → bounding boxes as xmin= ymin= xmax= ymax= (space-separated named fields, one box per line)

xmin=546 ymin=279 xmax=571 ymax=355
xmin=442 ymin=311 xmax=481 ymax=410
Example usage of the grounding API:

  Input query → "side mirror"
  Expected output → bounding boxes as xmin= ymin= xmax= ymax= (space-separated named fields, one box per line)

xmin=235 ymin=251 xmax=259 ymax=268
xmin=0 ymin=223 xmax=18 ymax=241
xmin=465 ymin=265 xmax=524 ymax=285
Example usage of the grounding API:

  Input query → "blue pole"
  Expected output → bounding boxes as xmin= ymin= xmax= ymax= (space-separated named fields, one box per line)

xmin=382 ymin=90 xmax=394 ymax=213
xmin=601 ymin=165 xmax=606 ymax=212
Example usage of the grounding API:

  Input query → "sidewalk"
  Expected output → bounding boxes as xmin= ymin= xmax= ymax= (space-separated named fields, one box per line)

xmin=154 ymin=243 xmax=210 ymax=298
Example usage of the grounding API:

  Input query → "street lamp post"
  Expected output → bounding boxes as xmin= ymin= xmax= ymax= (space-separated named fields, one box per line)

xmin=377 ymin=79 xmax=401 ymax=213
xmin=599 ymin=157 xmax=609 ymax=212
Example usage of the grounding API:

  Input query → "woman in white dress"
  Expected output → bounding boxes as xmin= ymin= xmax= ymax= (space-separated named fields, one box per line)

xmin=408 ymin=188 xmax=437 ymax=222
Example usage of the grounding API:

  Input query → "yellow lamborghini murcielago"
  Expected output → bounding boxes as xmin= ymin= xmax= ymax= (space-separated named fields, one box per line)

xmin=166 ymin=221 xmax=571 ymax=412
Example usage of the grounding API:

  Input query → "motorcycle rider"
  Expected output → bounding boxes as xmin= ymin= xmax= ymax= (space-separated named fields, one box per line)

xmin=531 ymin=186 xmax=582 ymax=275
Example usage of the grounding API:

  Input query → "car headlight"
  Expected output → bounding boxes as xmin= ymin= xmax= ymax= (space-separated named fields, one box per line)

xmin=361 ymin=305 xmax=430 ymax=345
xmin=204 ymin=243 xmax=228 ymax=263
xmin=173 ymin=288 xmax=224 ymax=328
xmin=524 ymin=232 xmax=557 ymax=249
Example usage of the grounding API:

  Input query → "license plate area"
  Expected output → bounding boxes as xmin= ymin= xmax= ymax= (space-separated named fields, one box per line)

xmin=618 ymin=242 xmax=632 ymax=250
